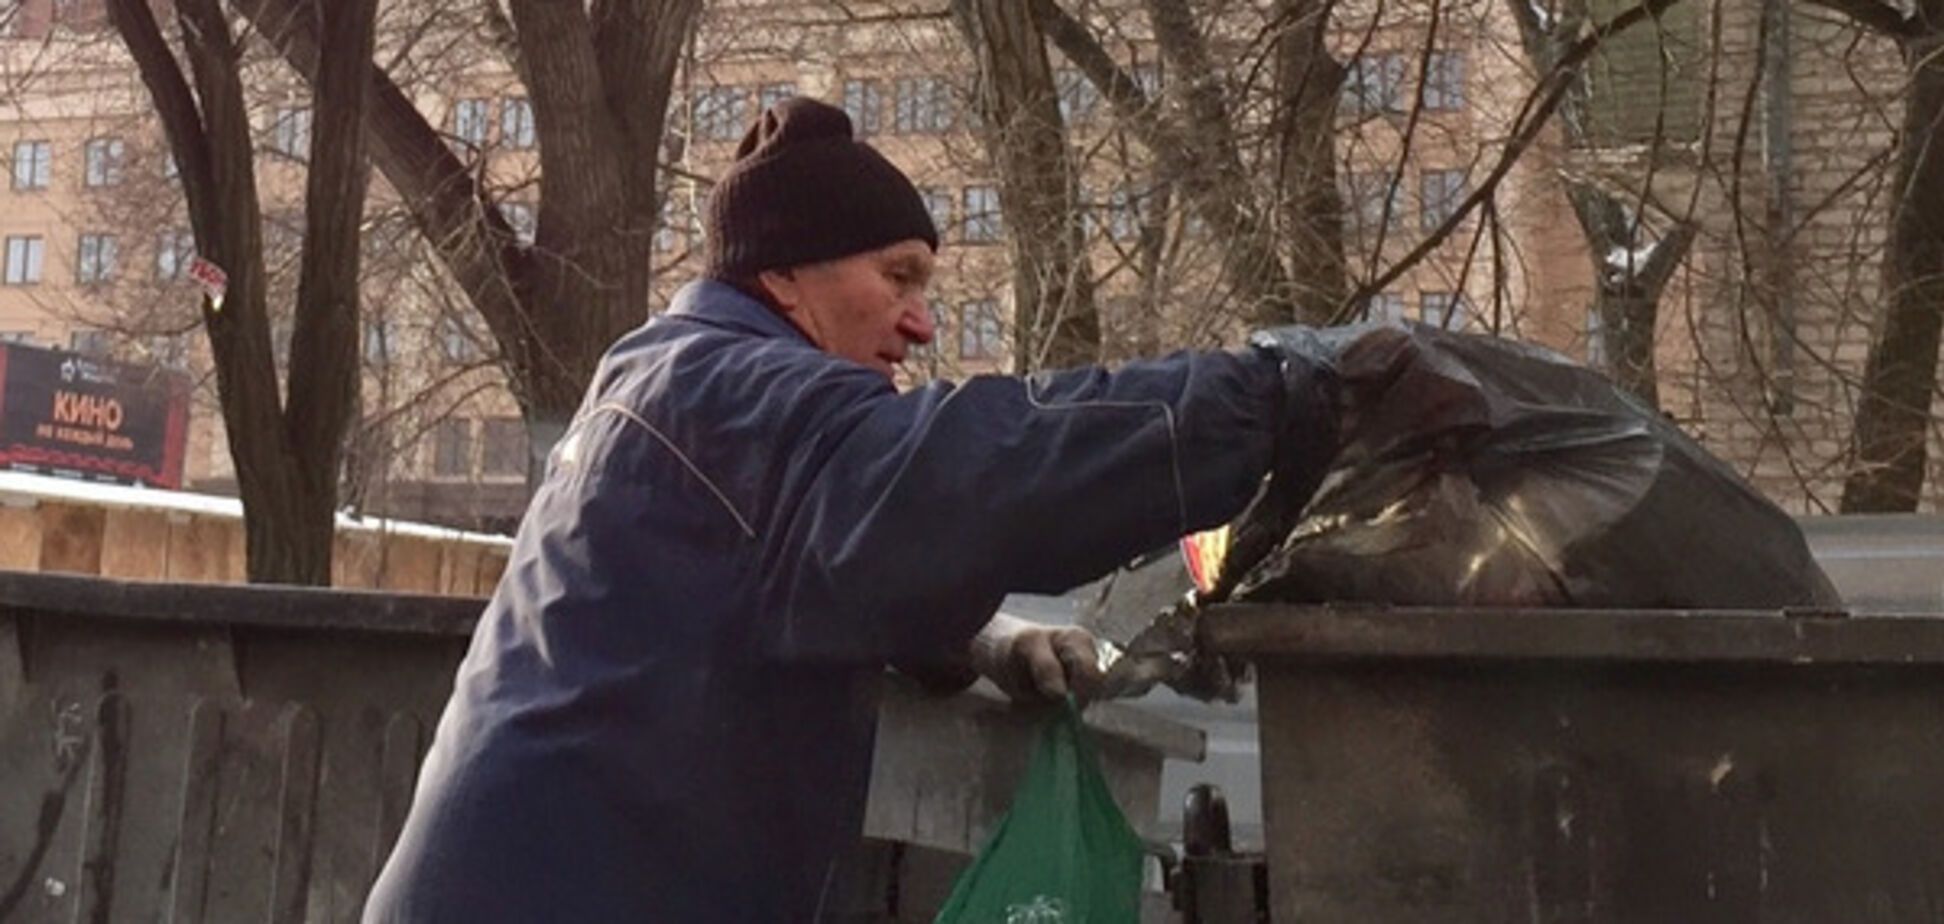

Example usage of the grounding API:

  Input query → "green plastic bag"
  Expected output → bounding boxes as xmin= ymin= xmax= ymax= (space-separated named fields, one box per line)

xmin=933 ymin=701 xmax=1146 ymax=924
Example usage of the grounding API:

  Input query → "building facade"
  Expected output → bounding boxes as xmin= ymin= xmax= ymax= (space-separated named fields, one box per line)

xmin=0 ymin=0 xmax=1921 ymax=529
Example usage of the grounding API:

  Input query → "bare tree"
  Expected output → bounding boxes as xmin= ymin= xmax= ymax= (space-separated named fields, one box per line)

xmin=1506 ymin=0 xmax=1697 ymax=408
xmin=1830 ymin=0 xmax=1944 ymax=510
xmin=950 ymin=0 xmax=1100 ymax=369
xmin=1270 ymin=0 xmax=1354 ymax=325
xmin=104 ymin=0 xmax=376 ymax=584
xmin=1035 ymin=0 xmax=1344 ymax=326
xmin=234 ymin=0 xmax=702 ymax=470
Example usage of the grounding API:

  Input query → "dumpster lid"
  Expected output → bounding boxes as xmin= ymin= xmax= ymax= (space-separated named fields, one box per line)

xmin=1202 ymin=604 xmax=1944 ymax=666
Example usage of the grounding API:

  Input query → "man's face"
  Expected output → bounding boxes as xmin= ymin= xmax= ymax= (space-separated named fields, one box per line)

xmin=760 ymin=239 xmax=937 ymax=379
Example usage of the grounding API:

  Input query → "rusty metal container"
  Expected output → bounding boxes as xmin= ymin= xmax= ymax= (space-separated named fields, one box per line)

xmin=1204 ymin=604 xmax=1944 ymax=923
xmin=0 ymin=571 xmax=1198 ymax=923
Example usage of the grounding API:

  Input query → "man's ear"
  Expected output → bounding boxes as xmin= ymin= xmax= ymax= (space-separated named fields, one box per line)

xmin=757 ymin=268 xmax=800 ymax=312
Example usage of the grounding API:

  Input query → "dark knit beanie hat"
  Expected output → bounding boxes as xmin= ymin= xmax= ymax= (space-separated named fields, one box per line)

xmin=705 ymin=97 xmax=939 ymax=280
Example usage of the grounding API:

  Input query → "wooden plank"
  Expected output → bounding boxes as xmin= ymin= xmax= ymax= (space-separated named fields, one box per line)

xmin=166 ymin=515 xmax=240 ymax=584
xmin=38 ymin=502 xmax=105 ymax=576
xmin=100 ymin=509 xmax=172 ymax=581
xmin=436 ymin=544 xmax=483 ymax=598
xmin=332 ymin=534 xmax=382 ymax=590
xmin=475 ymin=549 xmax=509 ymax=596
xmin=0 ymin=504 xmax=41 ymax=571
xmin=378 ymin=537 xmax=441 ymax=595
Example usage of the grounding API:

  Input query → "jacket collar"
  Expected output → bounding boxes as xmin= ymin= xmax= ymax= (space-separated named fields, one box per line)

xmin=667 ymin=279 xmax=815 ymax=347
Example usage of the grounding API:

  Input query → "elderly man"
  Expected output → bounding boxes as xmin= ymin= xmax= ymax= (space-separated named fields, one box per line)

xmin=364 ymin=97 xmax=1339 ymax=922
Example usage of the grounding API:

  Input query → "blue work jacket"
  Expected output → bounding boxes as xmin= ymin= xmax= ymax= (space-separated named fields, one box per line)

xmin=364 ymin=280 xmax=1284 ymax=922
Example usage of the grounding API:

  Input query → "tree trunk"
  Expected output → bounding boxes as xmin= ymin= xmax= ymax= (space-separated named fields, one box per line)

xmin=106 ymin=0 xmax=375 ymax=584
xmin=1841 ymin=24 xmax=1944 ymax=511
xmin=1270 ymin=0 xmax=1351 ymax=324
xmin=278 ymin=0 xmax=377 ymax=583
xmin=1568 ymin=184 xmax=1692 ymax=410
xmin=951 ymin=0 xmax=1099 ymax=370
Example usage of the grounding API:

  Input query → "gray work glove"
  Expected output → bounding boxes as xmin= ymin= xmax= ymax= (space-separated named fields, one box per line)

xmin=969 ymin=613 xmax=1104 ymax=703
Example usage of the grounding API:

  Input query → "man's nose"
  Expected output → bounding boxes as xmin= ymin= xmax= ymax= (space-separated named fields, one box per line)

xmin=900 ymin=303 xmax=937 ymax=345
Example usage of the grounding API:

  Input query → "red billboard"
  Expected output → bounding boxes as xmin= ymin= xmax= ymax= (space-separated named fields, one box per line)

xmin=0 ymin=342 xmax=191 ymax=489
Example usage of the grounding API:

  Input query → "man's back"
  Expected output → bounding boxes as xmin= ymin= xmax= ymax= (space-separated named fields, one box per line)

xmin=366 ymin=282 xmax=919 ymax=921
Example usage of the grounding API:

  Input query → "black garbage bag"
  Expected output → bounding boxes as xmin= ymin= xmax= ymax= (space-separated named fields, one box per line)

xmin=1097 ymin=322 xmax=1841 ymax=700
xmin=1213 ymin=321 xmax=1842 ymax=609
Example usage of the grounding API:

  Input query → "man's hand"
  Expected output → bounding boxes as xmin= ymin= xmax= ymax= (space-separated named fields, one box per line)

xmin=969 ymin=613 xmax=1104 ymax=703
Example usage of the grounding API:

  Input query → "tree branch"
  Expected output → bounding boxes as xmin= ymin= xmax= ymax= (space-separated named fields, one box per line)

xmin=233 ymin=0 xmax=529 ymax=388
xmin=1340 ymin=0 xmax=1691 ymax=319
xmin=1800 ymin=0 xmax=1924 ymax=38
xmin=103 ymin=0 xmax=215 ymax=235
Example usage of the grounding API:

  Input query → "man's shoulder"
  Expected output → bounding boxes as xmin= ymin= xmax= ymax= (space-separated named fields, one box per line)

xmin=601 ymin=315 xmax=889 ymax=423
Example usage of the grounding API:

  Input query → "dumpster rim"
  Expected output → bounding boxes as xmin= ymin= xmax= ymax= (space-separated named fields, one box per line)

xmin=1201 ymin=603 xmax=1944 ymax=665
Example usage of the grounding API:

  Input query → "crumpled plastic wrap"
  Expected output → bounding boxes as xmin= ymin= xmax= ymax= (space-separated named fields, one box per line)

xmin=1098 ymin=322 xmax=1842 ymax=700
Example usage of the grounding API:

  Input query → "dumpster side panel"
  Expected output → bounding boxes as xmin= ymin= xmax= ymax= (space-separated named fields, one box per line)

xmin=1256 ymin=660 xmax=1944 ymax=922
xmin=0 ymin=576 xmax=1195 ymax=923
xmin=0 ymin=612 xmax=461 ymax=924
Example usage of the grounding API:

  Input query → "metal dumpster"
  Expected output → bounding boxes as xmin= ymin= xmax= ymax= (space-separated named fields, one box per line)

xmin=0 ymin=570 xmax=1199 ymax=922
xmin=1203 ymin=604 xmax=1944 ymax=922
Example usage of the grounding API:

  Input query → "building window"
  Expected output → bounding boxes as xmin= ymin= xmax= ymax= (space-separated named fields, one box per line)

xmin=1420 ymin=169 xmax=1468 ymax=232
xmin=1346 ymin=171 xmax=1403 ymax=234
xmin=962 ymin=185 xmax=1002 ymax=244
xmin=76 ymin=233 xmax=117 ymax=283
xmin=0 ymin=331 xmax=34 ymax=345
xmin=1107 ymin=186 xmax=1147 ymax=242
xmin=500 ymin=96 xmax=535 ymax=149
xmin=146 ymin=333 xmax=190 ymax=369
xmin=155 ymin=229 xmax=195 ymax=280
xmin=500 ymin=201 xmax=536 ymax=246
xmin=3 ymin=235 xmax=43 ymax=285
xmin=453 ymin=98 xmax=492 ymax=147
xmin=431 ymin=418 xmax=473 ymax=478
xmin=1343 ymin=54 xmax=1404 ymax=116
xmin=693 ymin=86 xmax=750 ymax=143
xmin=1425 ymin=52 xmax=1466 ymax=112
xmin=1586 ymin=305 xmax=1608 ymax=367
xmin=272 ymin=106 xmax=312 ymax=160
xmin=70 ymin=329 xmax=112 ymax=357
xmin=363 ymin=316 xmax=396 ymax=365
xmin=83 ymin=137 xmax=123 ymax=187
xmin=842 ymin=79 xmax=883 ymax=136
xmin=271 ymin=318 xmax=292 ymax=370
xmin=1131 ymin=62 xmax=1162 ymax=100
xmin=893 ymin=75 xmax=954 ymax=134
xmin=11 ymin=139 xmax=50 ymax=190
xmin=758 ymin=82 xmax=797 ymax=112
xmin=921 ymin=188 xmax=953 ymax=239
xmin=655 ymin=195 xmax=683 ymax=254
xmin=438 ymin=315 xmax=480 ymax=363
xmin=481 ymin=417 xmax=527 ymax=478
xmin=1365 ymin=292 xmax=1406 ymax=323
xmin=1421 ymin=291 xmax=1471 ymax=330
xmin=264 ymin=210 xmax=303 ymax=257
xmin=1056 ymin=70 xmax=1099 ymax=125
xmin=959 ymin=299 xmax=1003 ymax=361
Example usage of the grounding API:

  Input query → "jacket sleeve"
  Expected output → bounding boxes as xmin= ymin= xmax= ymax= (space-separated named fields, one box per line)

xmin=757 ymin=349 xmax=1288 ymax=665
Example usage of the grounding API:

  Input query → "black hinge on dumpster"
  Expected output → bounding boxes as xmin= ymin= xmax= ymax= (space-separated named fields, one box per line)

xmin=1157 ymin=784 xmax=1269 ymax=923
